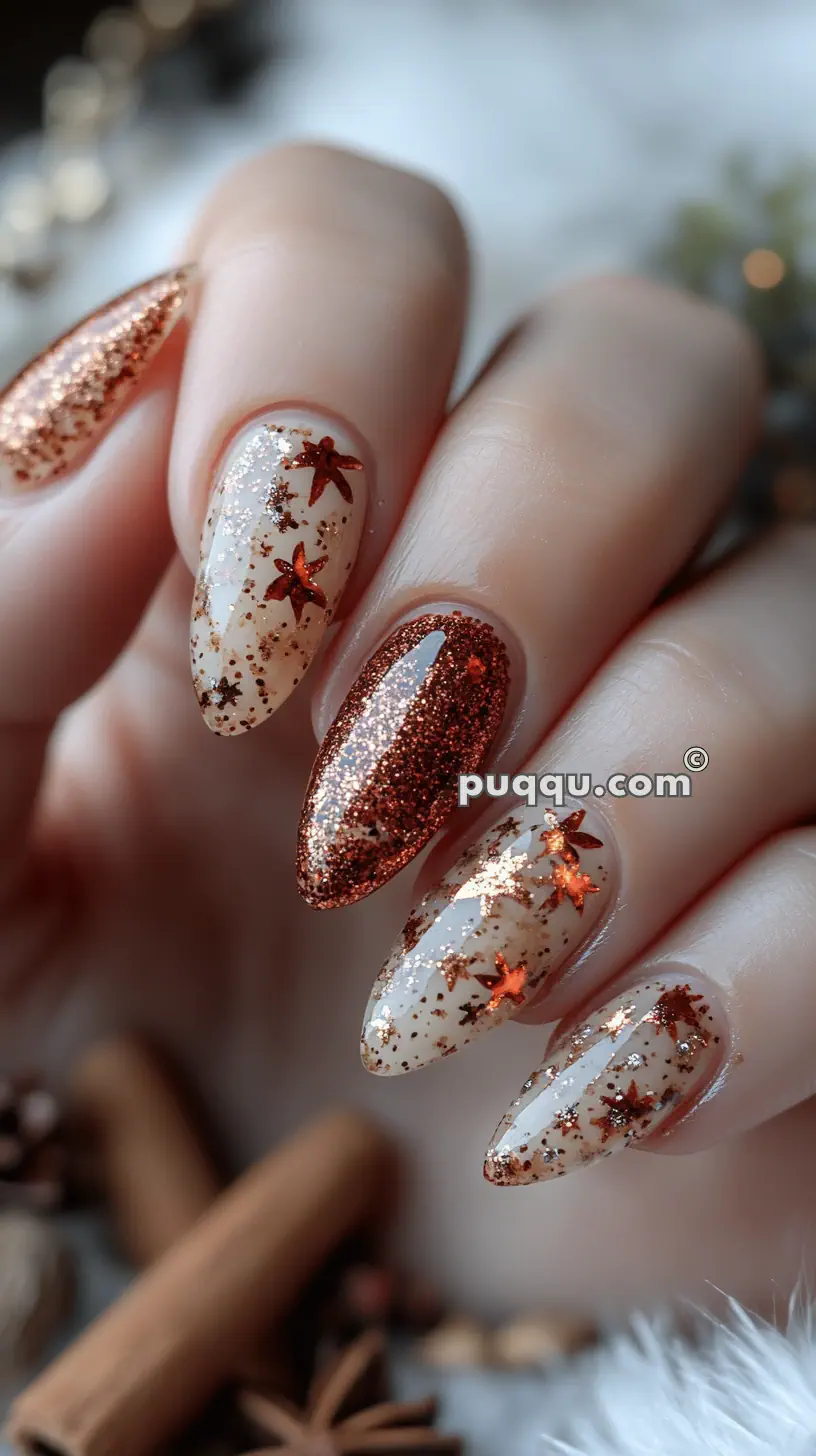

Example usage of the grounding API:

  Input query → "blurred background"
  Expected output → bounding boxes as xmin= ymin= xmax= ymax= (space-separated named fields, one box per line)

xmin=3 ymin=0 xmax=816 ymax=523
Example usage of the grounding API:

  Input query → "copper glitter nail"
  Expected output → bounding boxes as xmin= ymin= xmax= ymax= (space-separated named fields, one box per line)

xmin=484 ymin=977 xmax=724 ymax=1186
xmin=0 ymin=266 xmax=194 ymax=493
xmin=297 ymin=611 xmax=510 ymax=909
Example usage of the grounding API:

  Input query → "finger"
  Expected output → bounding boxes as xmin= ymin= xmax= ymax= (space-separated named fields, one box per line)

xmin=171 ymin=143 xmax=467 ymax=735
xmin=298 ymin=277 xmax=761 ymax=908
xmin=0 ymin=273 xmax=191 ymax=902
xmin=483 ymin=826 xmax=816 ymax=1185
xmin=360 ymin=525 xmax=816 ymax=1075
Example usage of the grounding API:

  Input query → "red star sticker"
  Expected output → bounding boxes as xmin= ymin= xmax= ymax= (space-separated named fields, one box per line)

xmin=474 ymin=952 xmax=528 ymax=1013
xmin=539 ymin=810 xmax=603 ymax=866
xmin=288 ymin=435 xmax=363 ymax=507
xmin=590 ymin=1081 xmax=656 ymax=1142
xmin=265 ymin=541 xmax=328 ymax=624
xmin=544 ymin=862 xmax=600 ymax=916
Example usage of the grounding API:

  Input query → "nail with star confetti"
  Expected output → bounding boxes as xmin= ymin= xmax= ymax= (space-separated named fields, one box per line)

xmin=0 ymin=268 xmax=193 ymax=494
xmin=484 ymin=976 xmax=724 ymax=1185
xmin=297 ymin=611 xmax=510 ymax=908
xmin=190 ymin=413 xmax=368 ymax=734
xmin=360 ymin=802 xmax=613 ymax=1074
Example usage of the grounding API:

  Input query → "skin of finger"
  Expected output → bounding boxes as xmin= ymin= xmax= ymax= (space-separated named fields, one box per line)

xmin=169 ymin=143 xmax=468 ymax=588
xmin=474 ymin=523 xmax=816 ymax=1027
xmin=0 ymin=343 xmax=179 ymax=721
xmin=0 ymin=341 xmax=181 ymax=901
xmin=312 ymin=275 xmax=762 ymax=747
xmin=627 ymin=827 xmax=816 ymax=1157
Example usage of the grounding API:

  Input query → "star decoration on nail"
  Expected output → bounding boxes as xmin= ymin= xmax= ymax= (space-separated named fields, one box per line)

xmin=554 ymin=1102 xmax=581 ymax=1134
xmin=644 ymin=985 xmax=708 ymax=1043
xmin=590 ymin=1081 xmax=657 ymax=1142
xmin=288 ymin=434 xmax=363 ymax=507
xmin=265 ymin=541 xmax=328 ymax=623
xmin=474 ymin=952 xmax=528 ymax=1012
xmin=438 ymin=953 xmax=471 ymax=992
xmin=543 ymin=862 xmax=600 ymax=916
xmin=538 ymin=810 xmax=603 ymax=866
xmin=200 ymin=675 xmax=242 ymax=711
xmin=264 ymin=478 xmax=298 ymax=532
xmin=458 ymin=1001 xmax=483 ymax=1027
xmin=369 ymin=1008 xmax=397 ymax=1047
xmin=600 ymin=1002 xmax=637 ymax=1040
xmin=454 ymin=854 xmax=534 ymax=919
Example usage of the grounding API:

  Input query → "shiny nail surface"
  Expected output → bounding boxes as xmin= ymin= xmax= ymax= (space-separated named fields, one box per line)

xmin=191 ymin=413 xmax=367 ymax=735
xmin=297 ymin=611 xmax=510 ymax=908
xmin=361 ymin=803 xmax=612 ymax=1073
xmin=0 ymin=267 xmax=192 ymax=493
xmin=484 ymin=977 xmax=723 ymax=1186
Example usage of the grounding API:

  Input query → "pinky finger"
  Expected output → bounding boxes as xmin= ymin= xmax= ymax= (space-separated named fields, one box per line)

xmin=484 ymin=826 xmax=816 ymax=1185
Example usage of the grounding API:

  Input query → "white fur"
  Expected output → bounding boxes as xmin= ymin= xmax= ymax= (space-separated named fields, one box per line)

xmin=394 ymin=1297 xmax=816 ymax=1455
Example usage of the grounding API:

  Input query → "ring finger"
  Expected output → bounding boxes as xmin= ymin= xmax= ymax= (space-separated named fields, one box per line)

xmin=359 ymin=525 xmax=816 ymax=1075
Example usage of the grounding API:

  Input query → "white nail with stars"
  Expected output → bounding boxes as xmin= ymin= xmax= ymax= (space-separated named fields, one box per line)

xmin=191 ymin=412 xmax=367 ymax=735
xmin=361 ymin=804 xmax=614 ymax=1075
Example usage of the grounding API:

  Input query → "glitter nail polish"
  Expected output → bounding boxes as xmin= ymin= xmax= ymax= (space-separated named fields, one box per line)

xmin=297 ymin=611 xmax=510 ymax=909
xmin=190 ymin=414 xmax=367 ymax=735
xmin=484 ymin=977 xmax=724 ymax=1186
xmin=360 ymin=802 xmax=612 ymax=1074
xmin=0 ymin=267 xmax=193 ymax=493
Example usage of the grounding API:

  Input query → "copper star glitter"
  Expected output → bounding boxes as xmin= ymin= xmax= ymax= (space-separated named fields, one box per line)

xmin=265 ymin=479 xmax=298 ymax=532
xmin=538 ymin=809 xmax=604 ymax=866
xmin=474 ymin=953 xmax=528 ymax=1012
xmin=438 ymin=954 xmax=471 ymax=992
xmin=297 ymin=612 xmax=510 ymax=908
xmin=191 ymin=415 xmax=368 ymax=736
xmin=590 ymin=1080 xmax=658 ymax=1142
xmin=544 ymin=863 xmax=600 ymax=915
xmin=644 ymin=985 xmax=708 ymax=1042
xmin=484 ymin=977 xmax=723 ymax=1186
xmin=452 ymin=855 xmax=535 ymax=919
xmin=360 ymin=803 xmax=611 ymax=1075
xmin=288 ymin=433 xmax=363 ymax=507
xmin=0 ymin=267 xmax=193 ymax=493
xmin=200 ymin=676 xmax=243 ymax=711
xmin=265 ymin=541 xmax=329 ymax=624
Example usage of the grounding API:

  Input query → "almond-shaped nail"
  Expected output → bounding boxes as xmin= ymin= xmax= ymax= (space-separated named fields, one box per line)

xmin=0 ymin=267 xmax=193 ymax=494
xmin=297 ymin=611 xmax=510 ymax=908
xmin=484 ymin=977 xmax=724 ymax=1186
xmin=191 ymin=414 xmax=367 ymax=735
xmin=361 ymin=803 xmax=612 ymax=1074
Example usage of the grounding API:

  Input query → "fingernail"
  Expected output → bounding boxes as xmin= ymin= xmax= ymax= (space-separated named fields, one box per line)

xmin=191 ymin=414 xmax=367 ymax=735
xmin=0 ymin=267 xmax=193 ymax=494
xmin=297 ymin=611 xmax=510 ymax=908
xmin=484 ymin=976 xmax=724 ymax=1186
xmin=360 ymin=802 xmax=612 ymax=1074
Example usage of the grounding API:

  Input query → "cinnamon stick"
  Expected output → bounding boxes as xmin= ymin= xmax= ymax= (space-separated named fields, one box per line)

xmin=68 ymin=1037 xmax=221 ymax=1266
xmin=6 ymin=1109 xmax=392 ymax=1456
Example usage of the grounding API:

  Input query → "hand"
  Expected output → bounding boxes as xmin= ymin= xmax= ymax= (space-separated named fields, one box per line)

xmin=0 ymin=145 xmax=813 ymax=1319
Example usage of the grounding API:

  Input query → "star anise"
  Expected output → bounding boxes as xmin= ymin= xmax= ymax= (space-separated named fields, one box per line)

xmin=288 ymin=436 xmax=363 ymax=508
xmin=265 ymin=542 xmax=329 ymax=624
xmin=238 ymin=1329 xmax=460 ymax=1453
xmin=538 ymin=810 xmax=603 ymax=866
